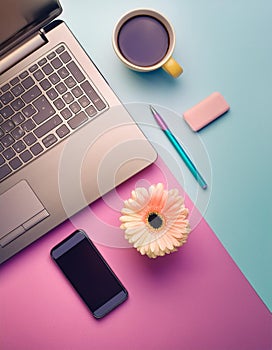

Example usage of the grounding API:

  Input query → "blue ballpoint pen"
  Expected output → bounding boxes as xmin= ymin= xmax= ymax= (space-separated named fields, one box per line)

xmin=149 ymin=105 xmax=207 ymax=189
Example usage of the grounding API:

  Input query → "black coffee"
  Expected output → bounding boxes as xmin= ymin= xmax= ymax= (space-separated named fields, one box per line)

xmin=117 ymin=15 xmax=169 ymax=67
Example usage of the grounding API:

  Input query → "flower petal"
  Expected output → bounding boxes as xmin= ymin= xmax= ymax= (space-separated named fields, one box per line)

xmin=124 ymin=224 xmax=146 ymax=236
xmin=132 ymin=187 xmax=150 ymax=207
xmin=149 ymin=183 xmax=165 ymax=209
xmin=119 ymin=214 xmax=141 ymax=223
xmin=126 ymin=228 xmax=146 ymax=244
xmin=121 ymin=207 xmax=140 ymax=215
xmin=121 ymin=221 xmax=144 ymax=229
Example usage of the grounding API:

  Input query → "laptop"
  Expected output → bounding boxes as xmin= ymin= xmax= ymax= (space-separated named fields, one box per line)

xmin=0 ymin=0 xmax=157 ymax=264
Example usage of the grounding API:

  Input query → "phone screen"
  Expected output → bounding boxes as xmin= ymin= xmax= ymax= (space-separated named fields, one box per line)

xmin=50 ymin=230 xmax=128 ymax=319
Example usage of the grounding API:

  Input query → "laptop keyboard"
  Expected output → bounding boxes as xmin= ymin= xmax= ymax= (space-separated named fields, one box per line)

xmin=0 ymin=44 xmax=108 ymax=182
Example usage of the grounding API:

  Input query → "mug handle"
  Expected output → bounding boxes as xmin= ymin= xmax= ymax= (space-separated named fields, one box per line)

xmin=162 ymin=57 xmax=183 ymax=78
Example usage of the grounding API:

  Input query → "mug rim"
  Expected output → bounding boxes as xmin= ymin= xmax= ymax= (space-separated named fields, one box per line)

xmin=112 ymin=8 xmax=176 ymax=72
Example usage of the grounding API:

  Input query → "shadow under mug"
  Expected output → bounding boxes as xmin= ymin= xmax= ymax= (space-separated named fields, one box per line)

xmin=112 ymin=9 xmax=183 ymax=78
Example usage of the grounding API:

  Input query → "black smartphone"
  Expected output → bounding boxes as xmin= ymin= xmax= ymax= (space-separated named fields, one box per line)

xmin=50 ymin=229 xmax=128 ymax=319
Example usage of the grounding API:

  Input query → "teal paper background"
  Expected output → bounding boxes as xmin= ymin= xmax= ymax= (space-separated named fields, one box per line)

xmin=60 ymin=0 xmax=272 ymax=310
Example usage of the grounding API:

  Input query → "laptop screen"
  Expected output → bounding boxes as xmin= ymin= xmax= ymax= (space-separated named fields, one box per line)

xmin=0 ymin=0 xmax=62 ymax=56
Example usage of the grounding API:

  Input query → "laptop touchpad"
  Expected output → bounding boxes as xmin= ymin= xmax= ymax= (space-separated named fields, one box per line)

xmin=0 ymin=180 xmax=49 ymax=247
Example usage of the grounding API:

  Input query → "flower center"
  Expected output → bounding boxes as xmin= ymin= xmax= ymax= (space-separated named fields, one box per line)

xmin=147 ymin=212 xmax=164 ymax=230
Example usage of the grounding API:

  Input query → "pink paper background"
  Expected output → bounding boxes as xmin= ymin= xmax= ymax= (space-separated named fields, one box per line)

xmin=0 ymin=157 xmax=271 ymax=350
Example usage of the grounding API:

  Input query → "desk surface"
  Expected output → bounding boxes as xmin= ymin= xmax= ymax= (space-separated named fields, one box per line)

xmin=1 ymin=0 xmax=272 ymax=349
xmin=59 ymin=0 xmax=272 ymax=309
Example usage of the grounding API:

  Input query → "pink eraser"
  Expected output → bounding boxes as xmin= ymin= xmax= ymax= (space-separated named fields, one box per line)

xmin=183 ymin=92 xmax=230 ymax=131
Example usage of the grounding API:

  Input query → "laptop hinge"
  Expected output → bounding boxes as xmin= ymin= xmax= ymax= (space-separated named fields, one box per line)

xmin=0 ymin=32 xmax=47 ymax=75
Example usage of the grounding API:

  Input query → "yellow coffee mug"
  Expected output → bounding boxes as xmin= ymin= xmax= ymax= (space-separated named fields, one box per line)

xmin=112 ymin=9 xmax=183 ymax=78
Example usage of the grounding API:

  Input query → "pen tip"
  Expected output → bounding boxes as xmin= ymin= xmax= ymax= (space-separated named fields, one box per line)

xmin=149 ymin=105 xmax=157 ymax=115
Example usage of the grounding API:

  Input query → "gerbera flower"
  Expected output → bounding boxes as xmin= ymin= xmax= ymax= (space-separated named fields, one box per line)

xmin=119 ymin=183 xmax=190 ymax=258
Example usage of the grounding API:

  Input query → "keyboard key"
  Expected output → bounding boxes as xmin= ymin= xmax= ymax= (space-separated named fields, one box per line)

xmin=0 ymin=164 xmax=12 ymax=181
xmin=11 ymin=126 xmax=25 ymax=140
xmin=13 ymin=140 xmax=26 ymax=153
xmin=53 ymin=98 xmax=65 ymax=110
xmin=3 ymin=147 xmax=16 ymax=160
xmin=60 ymin=108 xmax=72 ymax=120
xmin=42 ymin=134 xmax=58 ymax=148
xmin=40 ymin=79 xmax=52 ymax=91
xmin=0 ymin=154 xmax=5 ymax=165
xmin=10 ymin=77 xmax=20 ymax=86
xmin=30 ymin=143 xmax=43 ymax=156
xmin=60 ymin=51 xmax=72 ymax=64
xmin=11 ymin=98 xmax=25 ymax=111
xmin=71 ymin=86 xmax=83 ymax=98
xmin=19 ymin=71 xmax=28 ymax=79
xmin=1 ymin=120 xmax=15 ymax=133
xmin=81 ymin=81 xmax=106 ymax=111
xmin=21 ymin=76 xmax=35 ymax=89
xmin=68 ymin=111 xmax=88 ymax=129
xmin=22 ymin=119 xmax=36 ymax=132
xmin=67 ymin=61 xmax=85 ymax=83
xmin=0 ymin=106 xmax=14 ymax=119
xmin=22 ymin=86 xmax=42 ymax=103
xmin=70 ymin=101 xmax=81 ymax=114
xmin=63 ymin=92 xmax=74 ymax=104
xmin=56 ymin=125 xmax=70 ymax=138
xmin=12 ymin=112 xmax=25 ymax=125
xmin=46 ymin=88 xmax=58 ymax=100
xmin=42 ymin=63 xmax=53 ymax=75
xmin=34 ymin=115 xmax=62 ymax=138
xmin=11 ymin=83 xmax=25 ymax=97
xmin=64 ymin=76 xmax=76 ymax=88
xmin=56 ymin=45 xmax=65 ymax=54
xmin=47 ymin=52 xmax=56 ymax=60
xmin=1 ymin=134 xmax=15 ymax=147
xmin=58 ymin=67 xmax=69 ymax=79
xmin=55 ymin=82 xmax=67 ymax=94
xmin=9 ymin=157 xmax=22 ymax=170
xmin=22 ymin=105 xmax=36 ymax=118
xmin=20 ymin=150 xmax=33 ymax=163
xmin=51 ymin=57 xmax=62 ymax=69
xmin=86 ymin=105 xmax=97 ymax=117
xmin=94 ymin=99 xmax=106 ymax=112
xmin=48 ymin=73 xmax=60 ymax=85
xmin=0 ymin=91 xmax=14 ymax=105
xmin=38 ymin=58 xmax=47 ymax=66
xmin=23 ymin=133 xmax=37 ymax=146
xmin=78 ymin=95 xmax=90 ymax=108
xmin=1 ymin=83 xmax=10 ymax=92
xmin=33 ymin=96 xmax=55 ymax=124
xmin=29 ymin=64 xmax=38 ymax=73
xmin=33 ymin=69 xmax=45 ymax=81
